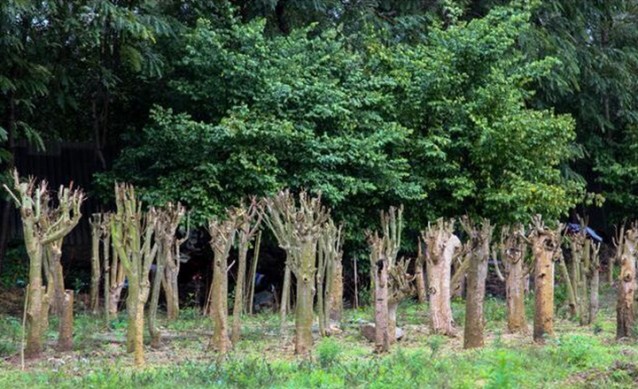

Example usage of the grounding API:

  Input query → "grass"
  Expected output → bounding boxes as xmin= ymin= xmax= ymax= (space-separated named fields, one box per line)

xmin=0 ymin=287 xmax=637 ymax=388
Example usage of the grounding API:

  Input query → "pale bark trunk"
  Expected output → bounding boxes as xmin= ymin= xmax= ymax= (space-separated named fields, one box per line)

xmin=57 ymin=290 xmax=74 ymax=351
xmin=533 ymin=241 xmax=555 ymax=343
xmin=295 ymin=276 xmax=315 ymax=355
xmin=424 ymin=228 xmax=460 ymax=336
xmin=210 ymin=249 xmax=231 ymax=354
xmin=506 ymin=258 xmax=527 ymax=333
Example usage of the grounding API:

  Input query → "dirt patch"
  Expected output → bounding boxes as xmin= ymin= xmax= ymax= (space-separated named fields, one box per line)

xmin=567 ymin=360 xmax=638 ymax=386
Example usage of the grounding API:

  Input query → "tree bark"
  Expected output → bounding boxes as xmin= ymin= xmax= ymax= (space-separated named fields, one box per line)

xmin=247 ymin=231 xmax=262 ymax=315
xmin=617 ymin=228 xmax=637 ymax=339
xmin=57 ymin=290 xmax=74 ymax=351
xmin=414 ymin=256 xmax=427 ymax=304
xmin=422 ymin=220 xmax=461 ymax=336
xmin=280 ymin=263 xmax=291 ymax=331
xmin=373 ymin=257 xmax=390 ymax=353
xmin=232 ymin=237 xmax=249 ymax=344
xmin=462 ymin=218 xmax=491 ymax=349
xmin=531 ymin=219 xmax=559 ymax=343
xmin=505 ymin=255 xmax=527 ymax=333
xmin=90 ymin=216 xmax=101 ymax=314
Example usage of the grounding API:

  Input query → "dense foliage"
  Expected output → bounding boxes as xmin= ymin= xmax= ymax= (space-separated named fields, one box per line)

xmin=3 ymin=0 xmax=638 ymax=234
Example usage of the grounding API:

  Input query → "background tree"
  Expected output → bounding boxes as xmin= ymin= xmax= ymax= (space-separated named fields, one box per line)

xmin=110 ymin=184 xmax=159 ymax=367
xmin=3 ymin=170 xmax=83 ymax=356
xmin=264 ymin=190 xmax=329 ymax=356
xmin=208 ymin=210 xmax=238 ymax=354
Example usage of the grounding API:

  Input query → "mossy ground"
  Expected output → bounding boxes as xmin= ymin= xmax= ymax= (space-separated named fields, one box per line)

xmin=0 ymin=285 xmax=637 ymax=388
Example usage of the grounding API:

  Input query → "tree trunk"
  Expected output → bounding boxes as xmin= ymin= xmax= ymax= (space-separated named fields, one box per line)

xmin=247 ymin=231 xmax=261 ymax=315
xmin=463 ymin=235 xmax=489 ymax=349
xmin=463 ymin=220 xmax=492 ymax=349
xmin=295 ymin=276 xmax=315 ymax=355
xmin=90 ymin=223 xmax=101 ymax=314
xmin=103 ymin=233 xmax=111 ymax=324
xmin=423 ymin=225 xmax=460 ymax=336
xmin=163 ymin=263 xmax=179 ymax=321
xmin=57 ymin=290 xmax=74 ymax=351
xmin=533 ymin=239 xmax=555 ymax=343
xmin=280 ymin=263 xmax=291 ymax=331
xmin=506 ymin=257 xmax=527 ymax=333
xmin=558 ymin=255 xmax=578 ymax=319
xmin=414 ymin=257 xmax=427 ymax=304
xmin=133 ymin=294 xmax=146 ymax=367
xmin=328 ymin=256 xmax=343 ymax=323
xmin=373 ymin=257 xmax=390 ymax=353
xmin=232 ymin=237 xmax=249 ymax=344
xmin=210 ymin=249 xmax=231 ymax=354
xmin=617 ymin=232 xmax=636 ymax=339
xmin=589 ymin=266 xmax=599 ymax=324
xmin=148 ymin=262 xmax=163 ymax=349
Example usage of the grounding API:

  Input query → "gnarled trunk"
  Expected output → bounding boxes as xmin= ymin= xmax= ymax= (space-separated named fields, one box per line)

xmin=422 ymin=220 xmax=461 ymax=336
xmin=530 ymin=217 xmax=560 ymax=343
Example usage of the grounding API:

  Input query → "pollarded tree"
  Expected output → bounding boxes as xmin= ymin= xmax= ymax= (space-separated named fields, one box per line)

xmin=617 ymin=224 xmax=638 ymax=339
xmin=110 ymin=184 xmax=159 ymax=367
xmin=317 ymin=219 xmax=344 ymax=334
xmin=157 ymin=202 xmax=186 ymax=321
xmin=264 ymin=190 xmax=329 ymax=356
xmin=208 ymin=210 xmax=239 ymax=354
xmin=231 ymin=199 xmax=262 ymax=344
xmin=148 ymin=202 xmax=186 ymax=347
xmin=496 ymin=224 xmax=529 ymax=334
xmin=3 ymin=170 xmax=84 ymax=356
xmin=460 ymin=217 xmax=493 ymax=349
xmin=420 ymin=219 xmax=462 ymax=336
xmin=367 ymin=206 xmax=414 ymax=352
xmin=528 ymin=215 xmax=563 ymax=343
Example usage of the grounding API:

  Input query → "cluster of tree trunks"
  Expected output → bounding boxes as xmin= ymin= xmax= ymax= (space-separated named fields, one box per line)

xmin=3 ymin=170 xmax=84 ymax=357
